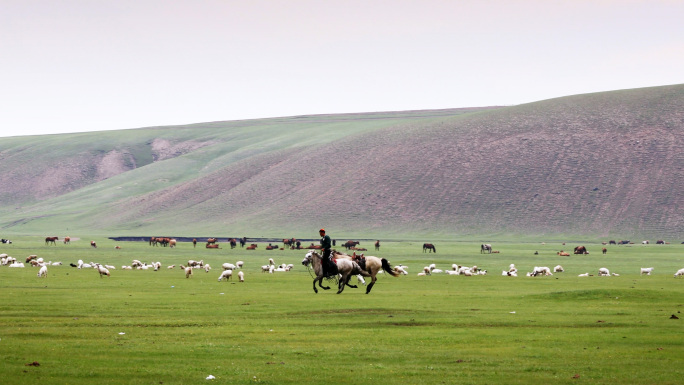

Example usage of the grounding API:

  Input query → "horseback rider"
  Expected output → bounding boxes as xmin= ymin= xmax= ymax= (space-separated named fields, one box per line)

xmin=319 ymin=228 xmax=338 ymax=277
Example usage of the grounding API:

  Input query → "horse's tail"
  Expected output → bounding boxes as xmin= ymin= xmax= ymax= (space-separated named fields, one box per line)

xmin=381 ymin=258 xmax=400 ymax=277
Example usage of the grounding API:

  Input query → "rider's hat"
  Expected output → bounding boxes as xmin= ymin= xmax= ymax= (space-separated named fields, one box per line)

xmin=319 ymin=228 xmax=325 ymax=233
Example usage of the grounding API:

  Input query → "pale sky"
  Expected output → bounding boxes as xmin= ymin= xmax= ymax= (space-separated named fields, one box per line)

xmin=1 ymin=0 xmax=683 ymax=138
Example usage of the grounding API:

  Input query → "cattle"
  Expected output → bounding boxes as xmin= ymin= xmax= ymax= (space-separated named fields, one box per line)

xmin=480 ymin=244 xmax=492 ymax=254
xmin=602 ymin=247 xmax=607 ymax=254
xmin=206 ymin=244 xmax=219 ymax=249
xmin=573 ymin=246 xmax=588 ymax=255
xmin=656 ymin=240 xmax=665 ymax=245
xmin=618 ymin=240 xmax=630 ymax=245
xmin=246 ymin=244 xmax=258 ymax=250
xmin=1 ymin=239 xmax=11 ymax=244
xmin=206 ymin=238 xmax=218 ymax=245
xmin=557 ymin=251 xmax=570 ymax=256
xmin=609 ymin=240 xmax=616 ymax=245
xmin=343 ymin=240 xmax=360 ymax=249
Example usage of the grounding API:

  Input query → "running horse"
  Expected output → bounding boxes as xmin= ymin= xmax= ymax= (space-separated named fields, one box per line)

xmin=338 ymin=251 xmax=400 ymax=294
xmin=301 ymin=250 xmax=370 ymax=294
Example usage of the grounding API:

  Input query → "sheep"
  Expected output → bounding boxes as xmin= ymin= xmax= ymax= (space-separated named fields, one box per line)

xmin=640 ymin=267 xmax=654 ymax=275
xmin=236 ymin=261 xmax=244 ymax=269
xmin=268 ymin=258 xmax=275 ymax=266
xmin=105 ymin=265 xmax=116 ymax=270
xmin=131 ymin=260 xmax=142 ymax=268
xmin=218 ymin=270 xmax=232 ymax=281
xmin=8 ymin=262 xmax=25 ymax=268
xmin=531 ymin=266 xmax=552 ymax=276
xmin=674 ymin=268 xmax=684 ymax=278
xmin=121 ymin=266 xmax=133 ymax=270
xmin=204 ymin=264 xmax=212 ymax=273
xmin=268 ymin=265 xmax=275 ymax=274
xmin=394 ymin=266 xmax=408 ymax=275
xmin=423 ymin=266 xmax=431 ymax=275
xmin=222 ymin=263 xmax=236 ymax=270
xmin=431 ymin=268 xmax=444 ymax=274
xmin=96 ymin=264 xmax=110 ymax=278
xmin=261 ymin=265 xmax=270 ymax=273
xmin=167 ymin=265 xmax=175 ymax=269
xmin=553 ymin=265 xmax=564 ymax=273
xmin=152 ymin=262 xmax=161 ymax=271
xmin=446 ymin=270 xmax=460 ymax=275
xmin=185 ymin=266 xmax=193 ymax=278
xmin=238 ymin=271 xmax=244 ymax=282
xmin=37 ymin=265 xmax=48 ymax=278
xmin=51 ymin=261 xmax=62 ymax=266
xmin=578 ymin=272 xmax=590 ymax=277
xmin=598 ymin=268 xmax=610 ymax=276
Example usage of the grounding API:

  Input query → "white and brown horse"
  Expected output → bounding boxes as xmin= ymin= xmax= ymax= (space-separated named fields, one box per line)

xmin=301 ymin=250 xmax=370 ymax=294
xmin=337 ymin=251 xmax=400 ymax=294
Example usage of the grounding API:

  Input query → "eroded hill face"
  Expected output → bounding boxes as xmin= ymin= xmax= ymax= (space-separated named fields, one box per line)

xmin=0 ymin=85 xmax=681 ymax=239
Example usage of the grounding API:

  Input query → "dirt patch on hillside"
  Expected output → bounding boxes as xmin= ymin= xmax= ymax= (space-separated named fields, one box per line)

xmin=151 ymin=138 xmax=210 ymax=162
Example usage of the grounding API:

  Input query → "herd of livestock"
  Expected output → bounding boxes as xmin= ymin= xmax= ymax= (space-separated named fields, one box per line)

xmin=1 ymin=238 xmax=684 ymax=293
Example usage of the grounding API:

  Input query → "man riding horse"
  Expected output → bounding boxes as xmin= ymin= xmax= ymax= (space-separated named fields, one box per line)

xmin=319 ymin=228 xmax=338 ymax=277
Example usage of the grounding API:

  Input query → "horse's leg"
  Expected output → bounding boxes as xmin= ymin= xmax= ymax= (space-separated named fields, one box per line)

xmin=313 ymin=278 xmax=318 ymax=293
xmin=337 ymin=273 xmax=347 ymax=294
xmin=317 ymin=276 xmax=330 ymax=290
xmin=366 ymin=275 xmax=377 ymax=294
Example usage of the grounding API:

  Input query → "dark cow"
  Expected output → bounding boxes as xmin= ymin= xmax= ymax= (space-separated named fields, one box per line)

xmin=343 ymin=240 xmax=360 ymax=250
xmin=618 ymin=240 xmax=630 ymax=245
xmin=423 ymin=243 xmax=436 ymax=253
xmin=602 ymin=247 xmax=607 ymax=254
xmin=1 ymin=239 xmax=11 ymax=244
xmin=573 ymin=245 xmax=588 ymax=255
xmin=609 ymin=240 xmax=616 ymax=245
xmin=656 ymin=240 xmax=665 ymax=244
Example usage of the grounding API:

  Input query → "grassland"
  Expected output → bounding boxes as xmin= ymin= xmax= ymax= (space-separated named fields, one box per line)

xmin=1 ymin=237 xmax=682 ymax=384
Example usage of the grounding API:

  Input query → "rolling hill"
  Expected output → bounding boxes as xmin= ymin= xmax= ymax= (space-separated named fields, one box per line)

xmin=0 ymin=85 xmax=682 ymax=241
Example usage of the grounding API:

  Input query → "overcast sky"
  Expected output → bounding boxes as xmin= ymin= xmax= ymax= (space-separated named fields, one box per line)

xmin=1 ymin=0 xmax=682 ymax=138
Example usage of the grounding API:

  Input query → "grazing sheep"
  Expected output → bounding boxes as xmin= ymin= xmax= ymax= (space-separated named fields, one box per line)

xmin=185 ymin=266 xmax=193 ymax=278
xmin=218 ymin=270 xmax=232 ymax=281
xmin=222 ymin=263 xmax=236 ymax=270
xmin=204 ymin=264 xmax=212 ymax=273
xmin=167 ymin=265 xmax=175 ymax=269
xmin=51 ymin=261 xmax=62 ymax=266
xmin=446 ymin=270 xmax=460 ymax=275
xmin=268 ymin=258 xmax=275 ymax=266
xmin=598 ymin=268 xmax=610 ymax=276
xmin=236 ymin=261 xmax=244 ymax=269
xmin=578 ymin=272 xmax=590 ymax=277
xmin=8 ymin=262 xmax=25 ymax=268
xmin=674 ymin=268 xmax=684 ymax=278
xmin=554 ymin=265 xmax=564 ymax=273
xmin=531 ymin=266 xmax=552 ymax=276
xmin=105 ymin=265 xmax=116 ymax=270
xmin=261 ymin=265 xmax=270 ymax=273
xmin=423 ymin=266 xmax=431 ymax=275
xmin=393 ymin=266 xmax=408 ymax=275
xmin=640 ymin=267 xmax=654 ymax=275
xmin=96 ymin=264 xmax=110 ymax=278
xmin=238 ymin=271 xmax=244 ymax=282
xmin=121 ymin=266 xmax=132 ymax=270
xmin=37 ymin=265 xmax=48 ymax=278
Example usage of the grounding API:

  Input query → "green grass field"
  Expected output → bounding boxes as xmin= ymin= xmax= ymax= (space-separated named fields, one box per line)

xmin=1 ymin=238 xmax=683 ymax=384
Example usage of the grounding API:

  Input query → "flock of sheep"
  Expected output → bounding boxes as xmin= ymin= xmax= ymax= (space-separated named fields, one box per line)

xmin=3 ymin=251 xmax=684 ymax=282
xmin=0 ymin=253 xmax=306 ymax=283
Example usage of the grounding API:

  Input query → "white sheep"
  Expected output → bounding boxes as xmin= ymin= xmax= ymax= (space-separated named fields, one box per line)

xmin=96 ymin=264 xmax=110 ymax=278
xmin=236 ymin=261 xmax=244 ymax=269
xmin=222 ymin=263 xmax=236 ymax=270
xmin=37 ymin=265 xmax=48 ymax=278
xmin=394 ymin=266 xmax=408 ymax=275
xmin=121 ymin=265 xmax=132 ymax=270
xmin=553 ymin=265 xmax=564 ymax=273
xmin=640 ymin=267 xmax=654 ymax=275
xmin=238 ymin=271 xmax=244 ymax=282
xmin=218 ymin=270 xmax=232 ymax=281
xmin=598 ymin=267 xmax=610 ymax=276
xmin=204 ymin=264 xmax=212 ymax=273
xmin=268 ymin=258 xmax=275 ymax=266
xmin=578 ymin=272 xmax=590 ymax=277
xmin=261 ymin=265 xmax=270 ymax=273
xmin=185 ymin=266 xmax=193 ymax=278
xmin=8 ymin=262 xmax=25 ymax=268
xmin=674 ymin=268 xmax=684 ymax=278
xmin=167 ymin=265 xmax=175 ymax=269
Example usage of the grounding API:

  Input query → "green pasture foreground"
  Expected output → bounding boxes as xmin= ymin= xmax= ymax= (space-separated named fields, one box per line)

xmin=0 ymin=238 xmax=683 ymax=385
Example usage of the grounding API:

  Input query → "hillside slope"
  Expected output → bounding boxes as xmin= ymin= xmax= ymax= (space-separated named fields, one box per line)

xmin=0 ymin=85 xmax=682 ymax=240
